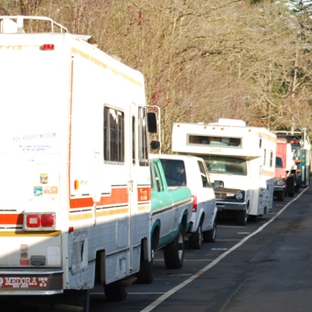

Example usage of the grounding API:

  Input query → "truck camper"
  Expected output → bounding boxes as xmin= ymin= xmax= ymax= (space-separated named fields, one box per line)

xmin=0 ymin=15 xmax=158 ymax=311
xmin=274 ymin=138 xmax=297 ymax=200
xmin=274 ymin=129 xmax=311 ymax=189
xmin=172 ymin=119 xmax=276 ymax=225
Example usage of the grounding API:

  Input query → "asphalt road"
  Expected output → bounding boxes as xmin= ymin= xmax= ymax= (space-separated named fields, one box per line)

xmin=1 ymin=185 xmax=312 ymax=312
xmin=90 ymin=185 xmax=312 ymax=312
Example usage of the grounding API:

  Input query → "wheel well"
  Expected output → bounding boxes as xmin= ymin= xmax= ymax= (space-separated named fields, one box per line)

xmin=95 ymin=249 xmax=105 ymax=285
xmin=151 ymin=225 xmax=160 ymax=251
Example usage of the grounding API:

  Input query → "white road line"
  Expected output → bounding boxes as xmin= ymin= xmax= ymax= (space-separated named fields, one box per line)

xmin=140 ymin=189 xmax=309 ymax=312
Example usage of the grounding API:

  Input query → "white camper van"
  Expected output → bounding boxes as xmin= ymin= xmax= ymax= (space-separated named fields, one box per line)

xmin=172 ymin=119 xmax=276 ymax=225
xmin=0 ymin=15 xmax=157 ymax=311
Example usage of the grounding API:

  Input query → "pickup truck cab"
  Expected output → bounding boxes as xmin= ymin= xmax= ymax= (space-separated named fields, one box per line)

xmin=157 ymin=154 xmax=217 ymax=249
xmin=149 ymin=156 xmax=193 ymax=269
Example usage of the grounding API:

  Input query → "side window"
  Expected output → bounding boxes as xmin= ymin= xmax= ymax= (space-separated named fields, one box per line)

xmin=263 ymin=149 xmax=267 ymax=165
xmin=198 ymin=160 xmax=210 ymax=188
xmin=132 ymin=115 xmax=135 ymax=164
xmin=138 ymin=107 xmax=149 ymax=166
xmin=270 ymin=150 xmax=274 ymax=167
xmin=103 ymin=106 xmax=124 ymax=162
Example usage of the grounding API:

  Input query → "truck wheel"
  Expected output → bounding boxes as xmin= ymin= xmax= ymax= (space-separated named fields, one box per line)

xmin=203 ymin=219 xmax=217 ymax=243
xmin=277 ymin=190 xmax=285 ymax=201
xmin=237 ymin=209 xmax=248 ymax=225
xmin=104 ymin=282 xmax=128 ymax=301
xmin=190 ymin=224 xmax=203 ymax=249
xmin=164 ymin=226 xmax=185 ymax=269
xmin=286 ymin=175 xmax=295 ymax=197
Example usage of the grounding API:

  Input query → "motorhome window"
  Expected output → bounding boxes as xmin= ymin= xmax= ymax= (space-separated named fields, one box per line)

xmin=103 ymin=107 xmax=124 ymax=162
xmin=259 ymin=138 xmax=262 ymax=148
xmin=270 ymin=150 xmax=273 ymax=167
xmin=138 ymin=107 xmax=149 ymax=166
xmin=197 ymin=160 xmax=211 ymax=187
xmin=132 ymin=116 xmax=136 ymax=164
xmin=160 ymin=159 xmax=186 ymax=186
xmin=263 ymin=149 xmax=267 ymax=165
xmin=205 ymin=156 xmax=247 ymax=176
xmin=188 ymin=135 xmax=241 ymax=147
xmin=276 ymin=156 xmax=283 ymax=168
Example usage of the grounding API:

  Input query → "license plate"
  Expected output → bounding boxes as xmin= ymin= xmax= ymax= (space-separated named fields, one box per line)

xmin=0 ymin=276 xmax=50 ymax=289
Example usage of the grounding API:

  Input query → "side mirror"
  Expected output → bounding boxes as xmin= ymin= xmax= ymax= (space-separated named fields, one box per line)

xmin=150 ymin=140 xmax=160 ymax=151
xmin=147 ymin=112 xmax=157 ymax=133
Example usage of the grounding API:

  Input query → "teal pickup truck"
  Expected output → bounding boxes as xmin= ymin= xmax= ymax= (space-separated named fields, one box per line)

xmin=149 ymin=156 xmax=193 ymax=269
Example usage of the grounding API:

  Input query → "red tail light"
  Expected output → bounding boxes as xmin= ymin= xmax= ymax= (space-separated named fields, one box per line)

xmin=24 ymin=212 xmax=56 ymax=230
xmin=41 ymin=213 xmax=55 ymax=227
xmin=192 ymin=195 xmax=197 ymax=212
xmin=26 ymin=214 xmax=40 ymax=228
xmin=41 ymin=44 xmax=55 ymax=50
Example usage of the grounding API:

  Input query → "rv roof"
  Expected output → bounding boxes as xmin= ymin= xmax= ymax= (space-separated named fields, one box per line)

xmin=208 ymin=118 xmax=246 ymax=127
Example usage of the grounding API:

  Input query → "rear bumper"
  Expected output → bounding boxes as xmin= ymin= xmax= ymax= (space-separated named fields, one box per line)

xmin=216 ymin=201 xmax=248 ymax=212
xmin=0 ymin=269 xmax=63 ymax=295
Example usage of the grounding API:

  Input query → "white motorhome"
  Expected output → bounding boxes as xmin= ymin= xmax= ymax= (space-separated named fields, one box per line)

xmin=172 ymin=119 xmax=276 ymax=225
xmin=0 ymin=16 xmax=157 ymax=311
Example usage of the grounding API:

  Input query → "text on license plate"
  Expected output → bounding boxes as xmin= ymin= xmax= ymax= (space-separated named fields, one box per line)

xmin=0 ymin=276 xmax=49 ymax=289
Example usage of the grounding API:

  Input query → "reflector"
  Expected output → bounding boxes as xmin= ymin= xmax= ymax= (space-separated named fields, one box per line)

xmin=42 ymin=44 xmax=55 ymax=50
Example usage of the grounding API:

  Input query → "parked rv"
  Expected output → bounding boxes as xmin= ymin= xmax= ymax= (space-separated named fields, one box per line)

xmin=0 ymin=15 xmax=158 ymax=311
xmin=172 ymin=119 xmax=276 ymax=225
xmin=156 ymin=154 xmax=217 ymax=249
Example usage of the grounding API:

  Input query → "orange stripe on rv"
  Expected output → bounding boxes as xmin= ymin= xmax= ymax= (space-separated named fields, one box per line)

xmin=0 ymin=213 xmax=23 ymax=225
xmin=70 ymin=187 xmax=128 ymax=209
xmin=70 ymin=187 xmax=150 ymax=209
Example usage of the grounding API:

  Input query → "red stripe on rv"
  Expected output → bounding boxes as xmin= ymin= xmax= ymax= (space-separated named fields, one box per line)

xmin=70 ymin=187 xmax=128 ymax=209
xmin=69 ymin=187 xmax=150 ymax=209
xmin=0 ymin=213 xmax=23 ymax=225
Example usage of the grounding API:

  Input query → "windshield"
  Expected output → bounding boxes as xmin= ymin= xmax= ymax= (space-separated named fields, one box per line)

xmin=205 ymin=156 xmax=247 ymax=176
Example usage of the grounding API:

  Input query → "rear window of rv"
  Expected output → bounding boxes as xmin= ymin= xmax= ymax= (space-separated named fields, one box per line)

xmin=188 ymin=135 xmax=241 ymax=147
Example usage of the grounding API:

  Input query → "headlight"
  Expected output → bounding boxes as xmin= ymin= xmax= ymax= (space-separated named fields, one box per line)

xmin=235 ymin=192 xmax=244 ymax=200
xmin=274 ymin=178 xmax=284 ymax=186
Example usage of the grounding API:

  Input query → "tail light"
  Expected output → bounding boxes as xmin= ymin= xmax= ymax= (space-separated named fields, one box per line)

xmin=24 ymin=212 xmax=56 ymax=231
xmin=192 ymin=195 xmax=197 ymax=212
xmin=41 ymin=44 xmax=55 ymax=50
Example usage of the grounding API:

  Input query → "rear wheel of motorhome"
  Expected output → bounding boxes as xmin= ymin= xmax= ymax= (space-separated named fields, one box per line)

xmin=164 ymin=226 xmax=185 ymax=269
xmin=237 ymin=208 xmax=248 ymax=225
xmin=203 ymin=219 xmax=217 ymax=242
xmin=190 ymin=224 xmax=203 ymax=249
xmin=104 ymin=281 xmax=128 ymax=301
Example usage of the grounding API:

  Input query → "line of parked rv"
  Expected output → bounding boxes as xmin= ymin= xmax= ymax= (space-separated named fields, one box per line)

xmin=147 ymin=118 xmax=312 ymax=278
xmin=1 ymin=15 xmax=311 ymax=312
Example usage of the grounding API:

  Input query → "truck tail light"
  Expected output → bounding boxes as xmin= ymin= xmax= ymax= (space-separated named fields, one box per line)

xmin=24 ymin=212 xmax=56 ymax=231
xmin=192 ymin=195 xmax=197 ymax=212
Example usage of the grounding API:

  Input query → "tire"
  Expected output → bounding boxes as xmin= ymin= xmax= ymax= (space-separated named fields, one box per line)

xmin=277 ymin=190 xmax=285 ymax=201
xmin=286 ymin=175 xmax=295 ymax=197
xmin=104 ymin=282 xmax=128 ymax=301
xmin=190 ymin=224 xmax=203 ymax=249
xmin=203 ymin=219 xmax=217 ymax=242
xmin=164 ymin=226 xmax=185 ymax=269
xmin=237 ymin=208 xmax=248 ymax=225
